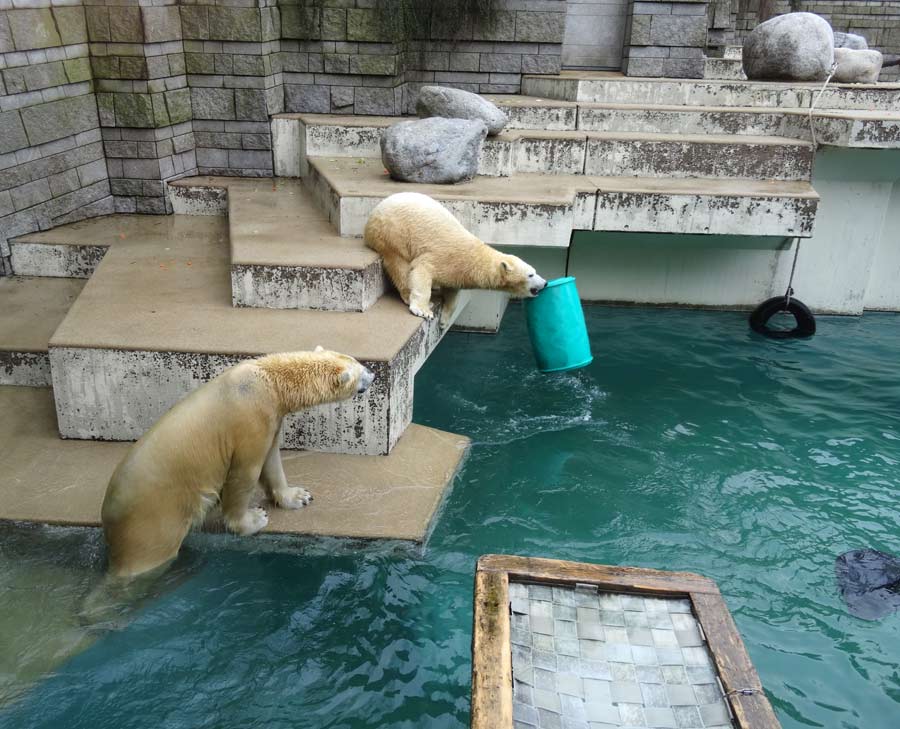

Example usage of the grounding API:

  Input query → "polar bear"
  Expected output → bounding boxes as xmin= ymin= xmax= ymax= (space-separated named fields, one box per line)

xmin=101 ymin=348 xmax=375 ymax=578
xmin=364 ymin=192 xmax=547 ymax=319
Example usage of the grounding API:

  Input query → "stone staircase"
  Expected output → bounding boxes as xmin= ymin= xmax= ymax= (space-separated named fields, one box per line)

xmin=3 ymin=72 xmax=900 ymax=540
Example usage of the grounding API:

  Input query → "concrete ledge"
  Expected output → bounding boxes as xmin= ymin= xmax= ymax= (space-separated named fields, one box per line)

xmin=306 ymin=156 xmax=819 ymax=240
xmin=45 ymin=214 xmax=448 ymax=454
xmin=0 ymin=276 xmax=85 ymax=387
xmin=591 ymin=176 xmax=819 ymax=237
xmin=523 ymin=73 xmax=900 ymax=111
xmin=0 ymin=386 xmax=469 ymax=543
xmin=306 ymin=156 xmax=594 ymax=245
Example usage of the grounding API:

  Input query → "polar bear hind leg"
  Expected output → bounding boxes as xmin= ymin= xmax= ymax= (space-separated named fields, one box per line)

xmin=381 ymin=252 xmax=411 ymax=304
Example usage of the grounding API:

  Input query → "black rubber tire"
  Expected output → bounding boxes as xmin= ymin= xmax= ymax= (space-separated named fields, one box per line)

xmin=749 ymin=296 xmax=816 ymax=339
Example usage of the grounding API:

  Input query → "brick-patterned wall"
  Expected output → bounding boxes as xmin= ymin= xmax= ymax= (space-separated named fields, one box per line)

xmin=622 ymin=0 xmax=710 ymax=78
xmin=0 ymin=2 xmax=113 ymax=274
xmin=1 ymin=0 xmax=566 ymax=269
xmin=736 ymin=0 xmax=900 ymax=80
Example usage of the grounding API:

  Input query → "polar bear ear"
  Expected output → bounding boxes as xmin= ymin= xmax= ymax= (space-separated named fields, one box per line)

xmin=500 ymin=260 xmax=511 ymax=272
xmin=339 ymin=368 xmax=353 ymax=384
xmin=314 ymin=345 xmax=324 ymax=352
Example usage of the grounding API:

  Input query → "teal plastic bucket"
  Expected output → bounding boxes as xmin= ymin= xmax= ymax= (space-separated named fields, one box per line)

xmin=524 ymin=276 xmax=593 ymax=373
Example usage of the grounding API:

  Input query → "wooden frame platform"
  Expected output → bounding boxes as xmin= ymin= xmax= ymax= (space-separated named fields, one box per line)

xmin=471 ymin=554 xmax=780 ymax=729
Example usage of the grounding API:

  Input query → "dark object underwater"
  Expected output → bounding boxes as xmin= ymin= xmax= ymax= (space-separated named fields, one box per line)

xmin=835 ymin=548 xmax=900 ymax=620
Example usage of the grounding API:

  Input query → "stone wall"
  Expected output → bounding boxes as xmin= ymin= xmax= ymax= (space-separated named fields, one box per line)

xmin=735 ymin=0 xmax=900 ymax=80
xmin=622 ymin=0 xmax=709 ymax=77
xmin=1 ymin=2 xmax=112 ymax=274
xmin=1 ymin=0 xmax=565 ymax=271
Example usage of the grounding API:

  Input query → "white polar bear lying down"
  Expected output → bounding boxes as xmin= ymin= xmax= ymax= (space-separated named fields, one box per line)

xmin=364 ymin=192 xmax=547 ymax=319
xmin=101 ymin=348 xmax=374 ymax=578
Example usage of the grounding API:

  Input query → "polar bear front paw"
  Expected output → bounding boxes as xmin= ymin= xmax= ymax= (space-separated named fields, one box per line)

xmin=232 ymin=507 xmax=268 ymax=536
xmin=409 ymin=302 xmax=434 ymax=319
xmin=276 ymin=486 xmax=313 ymax=510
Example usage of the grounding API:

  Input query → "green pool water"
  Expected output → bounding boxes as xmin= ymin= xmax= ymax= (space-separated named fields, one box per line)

xmin=2 ymin=305 xmax=899 ymax=728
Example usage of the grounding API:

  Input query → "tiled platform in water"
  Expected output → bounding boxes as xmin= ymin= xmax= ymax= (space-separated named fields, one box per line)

xmin=509 ymin=582 xmax=732 ymax=729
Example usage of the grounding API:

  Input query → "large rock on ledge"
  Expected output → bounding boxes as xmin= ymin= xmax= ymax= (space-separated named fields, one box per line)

xmin=833 ymin=48 xmax=883 ymax=84
xmin=381 ymin=117 xmax=488 ymax=184
xmin=834 ymin=31 xmax=868 ymax=51
xmin=743 ymin=13 xmax=834 ymax=81
xmin=416 ymin=86 xmax=508 ymax=136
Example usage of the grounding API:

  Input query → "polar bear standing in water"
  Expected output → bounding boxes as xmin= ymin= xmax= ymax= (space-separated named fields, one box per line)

xmin=101 ymin=348 xmax=374 ymax=578
xmin=364 ymin=192 xmax=547 ymax=319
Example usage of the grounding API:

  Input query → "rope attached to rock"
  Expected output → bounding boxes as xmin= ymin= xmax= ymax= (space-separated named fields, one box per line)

xmin=808 ymin=62 xmax=838 ymax=149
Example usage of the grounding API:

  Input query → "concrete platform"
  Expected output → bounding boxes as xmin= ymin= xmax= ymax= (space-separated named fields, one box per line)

xmin=208 ymin=177 xmax=386 ymax=311
xmin=46 ymin=214 xmax=445 ymax=454
xmin=522 ymin=72 xmax=900 ymax=111
xmin=8 ymin=214 xmax=136 ymax=278
xmin=305 ymin=156 xmax=818 ymax=240
xmin=0 ymin=386 xmax=468 ymax=542
xmin=273 ymin=113 xmax=814 ymax=179
xmin=0 ymin=276 xmax=84 ymax=386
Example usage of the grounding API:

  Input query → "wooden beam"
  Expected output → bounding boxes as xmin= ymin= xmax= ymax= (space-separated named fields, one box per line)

xmin=470 ymin=568 xmax=513 ymax=729
xmin=477 ymin=554 xmax=720 ymax=595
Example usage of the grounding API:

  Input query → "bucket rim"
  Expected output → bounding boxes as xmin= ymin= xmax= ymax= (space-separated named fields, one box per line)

xmin=538 ymin=355 xmax=594 ymax=374
xmin=543 ymin=276 xmax=576 ymax=289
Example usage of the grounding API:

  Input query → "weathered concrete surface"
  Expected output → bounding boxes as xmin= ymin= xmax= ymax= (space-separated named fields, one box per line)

xmin=0 ymin=386 xmax=469 ymax=543
xmin=704 ymin=58 xmax=746 ymax=81
xmin=865 ymin=180 xmax=900 ymax=311
xmin=578 ymin=103 xmax=788 ymax=136
xmin=306 ymin=156 xmax=818 ymax=241
xmin=585 ymin=132 xmax=813 ymax=181
xmin=306 ymin=156 xmax=593 ymax=246
xmin=10 ymin=242 xmax=108 ymax=279
xmin=0 ymin=276 xmax=84 ymax=386
xmin=485 ymin=96 xmax=578 ymax=131
xmin=590 ymin=176 xmax=819 ymax=237
xmin=522 ymin=73 xmax=900 ymax=110
xmin=45 ymin=214 xmax=447 ymax=454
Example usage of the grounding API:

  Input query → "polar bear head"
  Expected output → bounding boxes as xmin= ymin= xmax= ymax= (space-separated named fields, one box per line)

xmin=499 ymin=255 xmax=547 ymax=298
xmin=312 ymin=346 xmax=375 ymax=397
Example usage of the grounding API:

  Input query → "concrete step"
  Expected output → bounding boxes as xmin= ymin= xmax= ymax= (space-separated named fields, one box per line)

xmin=305 ymin=156 xmax=596 ymax=245
xmin=522 ymin=73 xmax=900 ymax=111
xmin=0 ymin=276 xmax=85 ymax=386
xmin=9 ymin=216 xmax=116 ymax=278
xmin=274 ymin=114 xmax=813 ymax=180
xmin=0 ymin=385 xmax=468 ymax=543
xmin=273 ymin=114 xmax=591 ymax=178
xmin=169 ymin=177 xmax=385 ymax=312
xmin=704 ymin=58 xmax=745 ymax=81
xmin=584 ymin=131 xmax=812 ymax=181
xmin=46 ymin=213 xmax=449 ymax=455
xmin=485 ymin=95 xmax=578 ymax=130
xmin=579 ymin=103 xmax=900 ymax=148
xmin=306 ymin=156 xmax=819 ymax=239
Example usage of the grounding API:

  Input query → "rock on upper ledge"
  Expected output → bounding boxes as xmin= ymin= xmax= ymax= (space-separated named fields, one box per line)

xmin=381 ymin=117 xmax=488 ymax=184
xmin=743 ymin=12 xmax=834 ymax=82
xmin=415 ymin=85 xmax=508 ymax=136
xmin=834 ymin=31 xmax=868 ymax=51
xmin=834 ymin=48 xmax=883 ymax=84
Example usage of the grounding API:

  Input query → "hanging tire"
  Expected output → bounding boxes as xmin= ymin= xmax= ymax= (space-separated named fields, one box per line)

xmin=749 ymin=295 xmax=816 ymax=339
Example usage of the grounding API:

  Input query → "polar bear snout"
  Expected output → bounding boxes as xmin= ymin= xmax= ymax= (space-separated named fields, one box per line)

xmin=357 ymin=367 xmax=375 ymax=393
xmin=528 ymin=273 xmax=547 ymax=297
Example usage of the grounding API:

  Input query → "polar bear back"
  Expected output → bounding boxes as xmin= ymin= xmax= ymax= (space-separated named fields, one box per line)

xmin=364 ymin=192 xmax=481 ymax=261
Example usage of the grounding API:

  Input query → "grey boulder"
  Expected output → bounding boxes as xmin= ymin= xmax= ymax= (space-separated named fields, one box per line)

xmin=833 ymin=47 xmax=883 ymax=84
xmin=743 ymin=12 xmax=834 ymax=81
xmin=381 ymin=117 xmax=488 ymax=184
xmin=834 ymin=31 xmax=868 ymax=50
xmin=416 ymin=85 xmax=508 ymax=136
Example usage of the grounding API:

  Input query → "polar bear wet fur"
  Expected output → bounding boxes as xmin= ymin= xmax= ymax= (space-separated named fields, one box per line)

xmin=101 ymin=348 xmax=375 ymax=578
xmin=364 ymin=192 xmax=547 ymax=319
